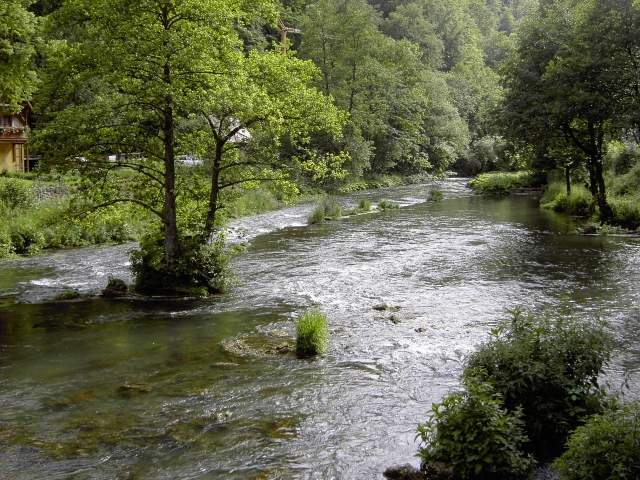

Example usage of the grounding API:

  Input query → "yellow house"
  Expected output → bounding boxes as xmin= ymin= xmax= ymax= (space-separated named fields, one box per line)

xmin=0 ymin=105 xmax=30 ymax=173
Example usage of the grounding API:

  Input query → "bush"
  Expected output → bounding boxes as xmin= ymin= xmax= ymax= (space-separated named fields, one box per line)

xmin=429 ymin=190 xmax=444 ymax=202
xmin=0 ymin=228 xmax=14 ymax=258
xmin=296 ymin=309 xmax=329 ymax=356
xmin=607 ymin=142 xmax=640 ymax=175
xmin=308 ymin=196 xmax=342 ymax=224
xmin=610 ymin=163 xmax=640 ymax=197
xmin=468 ymin=171 xmax=535 ymax=195
xmin=609 ymin=195 xmax=640 ymax=230
xmin=9 ymin=220 xmax=46 ymax=255
xmin=554 ymin=403 xmax=640 ymax=480
xmin=0 ymin=177 xmax=34 ymax=210
xmin=378 ymin=199 xmax=399 ymax=210
xmin=417 ymin=381 xmax=534 ymax=479
xmin=131 ymin=232 xmax=234 ymax=296
xmin=541 ymin=183 xmax=595 ymax=217
xmin=464 ymin=310 xmax=613 ymax=460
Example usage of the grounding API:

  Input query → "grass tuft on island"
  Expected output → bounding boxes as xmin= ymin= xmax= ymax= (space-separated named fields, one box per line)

xmin=296 ymin=309 xmax=329 ymax=357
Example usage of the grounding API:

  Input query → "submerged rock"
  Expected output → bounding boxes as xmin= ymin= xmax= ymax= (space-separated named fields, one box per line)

xmin=221 ymin=334 xmax=294 ymax=358
xmin=373 ymin=303 xmax=401 ymax=312
xmin=117 ymin=383 xmax=152 ymax=398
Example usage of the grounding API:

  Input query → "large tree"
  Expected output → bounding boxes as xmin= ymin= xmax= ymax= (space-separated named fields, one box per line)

xmin=500 ymin=0 xmax=630 ymax=220
xmin=36 ymin=0 xmax=275 ymax=268
xmin=0 ymin=0 xmax=38 ymax=111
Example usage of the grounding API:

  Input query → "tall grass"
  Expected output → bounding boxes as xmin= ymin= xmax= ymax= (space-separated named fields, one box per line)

xmin=469 ymin=171 xmax=535 ymax=195
xmin=296 ymin=309 xmax=329 ymax=356
xmin=308 ymin=196 xmax=342 ymax=224
xmin=0 ymin=177 xmax=149 ymax=258
xmin=541 ymin=182 xmax=595 ymax=217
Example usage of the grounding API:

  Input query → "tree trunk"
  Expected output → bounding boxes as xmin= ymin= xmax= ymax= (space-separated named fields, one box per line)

xmin=203 ymin=138 xmax=223 ymax=240
xmin=593 ymin=154 xmax=613 ymax=222
xmin=162 ymin=63 xmax=179 ymax=268
xmin=565 ymin=164 xmax=571 ymax=196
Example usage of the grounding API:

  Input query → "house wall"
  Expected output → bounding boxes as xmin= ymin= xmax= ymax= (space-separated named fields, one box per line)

xmin=0 ymin=143 xmax=25 ymax=173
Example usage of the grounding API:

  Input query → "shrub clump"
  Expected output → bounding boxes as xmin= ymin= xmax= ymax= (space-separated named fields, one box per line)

xmin=131 ymin=232 xmax=234 ymax=296
xmin=296 ymin=309 xmax=329 ymax=357
xmin=378 ymin=199 xmax=399 ymax=210
xmin=468 ymin=171 xmax=535 ymax=195
xmin=428 ymin=190 xmax=444 ymax=202
xmin=609 ymin=195 xmax=640 ymax=230
xmin=553 ymin=402 xmax=640 ymax=480
xmin=102 ymin=277 xmax=128 ymax=297
xmin=417 ymin=381 xmax=535 ymax=480
xmin=541 ymin=183 xmax=595 ymax=217
xmin=464 ymin=310 xmax=613 ymax=460
xmin=309 ymin=196 xmax=342 ymax=224
xmin=349 ymin=198 xmax=372 ymax=215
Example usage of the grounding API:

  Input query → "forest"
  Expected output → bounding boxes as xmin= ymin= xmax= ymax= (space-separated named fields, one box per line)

xmin=0 ymin=0 xmax=639 ymax=479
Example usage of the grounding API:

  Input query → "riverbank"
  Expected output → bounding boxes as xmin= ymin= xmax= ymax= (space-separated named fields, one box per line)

xmin=469 ymin=171 xmax=640 ymax=233
xmin=0 ymin=172 xmax=443 ymax=260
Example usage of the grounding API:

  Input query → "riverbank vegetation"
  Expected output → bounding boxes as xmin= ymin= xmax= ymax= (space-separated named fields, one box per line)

xmin=464 ymin=0 xmax=640 ymax=232
xmin=407 ymin=310 xmax=639 ymax=479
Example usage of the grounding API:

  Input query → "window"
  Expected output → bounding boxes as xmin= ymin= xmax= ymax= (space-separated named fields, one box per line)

xmin=0 ymin=116 xmax=11 ymax=127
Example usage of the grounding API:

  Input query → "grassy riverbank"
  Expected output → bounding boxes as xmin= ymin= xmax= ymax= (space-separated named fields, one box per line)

xmin=469 ymin=170 xmax=640 ymax=231
xmin=0 ymin=175 xmax=150 ymax=258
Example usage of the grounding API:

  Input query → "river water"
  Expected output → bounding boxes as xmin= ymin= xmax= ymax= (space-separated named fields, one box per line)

xmin=0 ymin=179 xmax=638 ymax=479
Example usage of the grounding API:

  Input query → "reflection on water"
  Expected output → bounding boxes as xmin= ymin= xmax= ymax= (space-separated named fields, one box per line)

xmin=0 ymin=179 xmax=639 ymax=479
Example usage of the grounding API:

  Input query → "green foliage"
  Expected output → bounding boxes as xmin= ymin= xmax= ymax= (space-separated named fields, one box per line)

xmin=468 ymin=171 xmax=534 ymax=195
xmin=8 ymin=217 xmax=45 ymax=255
xmin=309 ymin=196 xmax=342 ymax=224
xmin=222 ymin=190 xmax=282 ymax=220
xmin=610 ymin=162 xmax=640 ymax=197
xmin=0 ymin=177 xmax=34 ymax=210
xmin=54 ymin=289 xmax=81 ymax=301
xmin=417 ymin=381 xmax=534 ymax=480
xmin=0 ymin=0 xmax=39 ymax=111
xmin=541 ymin=183 xmax=595 ymax=217
xmin=464 ymin=310 xmax=613 ymax=459
xmin=349 ymin=198 xmax=372 ymax=215
xmin=609 ymin=195 xmax=640 ymax=231
xmin=554 ymin=403 xmax=640 ymax=480
xmin=295 ymin=309 xmax=329 ymax=356
xmin=0 ymin=179 xmax=148 ymax=259
xmin=378 ymin=199 xmax=399 ymax=210
xmin=606 ymin=142 xmax=640 ymax=176
xmin=130 ymin=232 xmax=234 ymax=296
xmin=0 ymin=229 xmax=13 ymax=257
xmin=428 ymin=190 xmax=444 ymax=202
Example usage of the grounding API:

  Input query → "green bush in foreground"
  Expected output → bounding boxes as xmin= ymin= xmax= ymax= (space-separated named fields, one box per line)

xmin=468 ymin=171 xmax=535 ymax=195
xmin=418 ymin=381 xmax=534 ymax=480
xmin=465 ymin=310 xmax=612 ymax=460
xmin=554 ymin=403 xmax=640 ymax=480
xmin=309 ymin=196 xmax=342 ymax=224
xmin=296 ymin=309 xmax=329 ymax=356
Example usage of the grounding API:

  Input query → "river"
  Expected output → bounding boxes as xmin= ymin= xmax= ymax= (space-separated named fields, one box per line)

xmin=1 ymin=179 xmax=638 ymax=479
